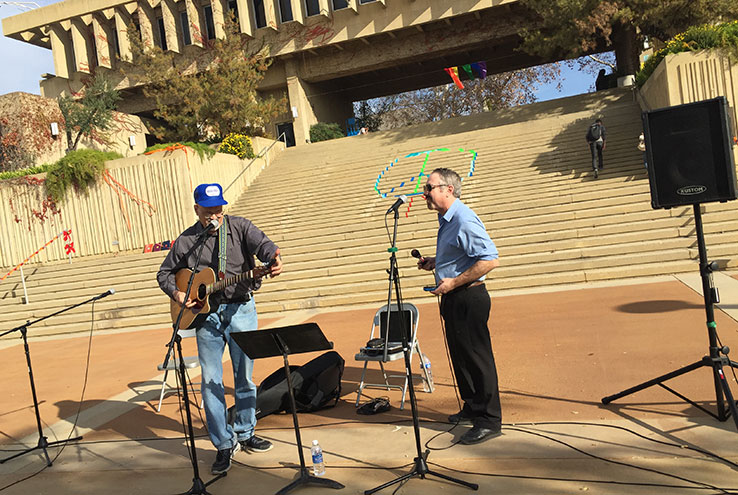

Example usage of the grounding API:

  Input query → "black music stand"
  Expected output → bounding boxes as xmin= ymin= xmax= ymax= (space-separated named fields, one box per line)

xmin=231 ymin=323 xmax=345 ymax=495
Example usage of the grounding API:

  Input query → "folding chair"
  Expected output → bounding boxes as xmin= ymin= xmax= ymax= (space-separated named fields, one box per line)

xmin=156 ymin=329 xmax=202 ymax=412
xmin=354 ymin=302 xmax=431 ymax=410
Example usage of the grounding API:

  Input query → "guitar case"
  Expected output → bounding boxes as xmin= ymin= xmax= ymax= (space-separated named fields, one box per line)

xmin=228 ymin=351 xmax=345 ymax=422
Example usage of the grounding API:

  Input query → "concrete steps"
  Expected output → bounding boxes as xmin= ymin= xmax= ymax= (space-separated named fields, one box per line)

xmin=4 ymin=87 xmax=738 ymax=338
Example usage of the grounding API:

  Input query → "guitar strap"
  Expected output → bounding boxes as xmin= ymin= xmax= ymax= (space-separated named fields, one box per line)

xmin=217 ymin=216 xmax=228 ymax=280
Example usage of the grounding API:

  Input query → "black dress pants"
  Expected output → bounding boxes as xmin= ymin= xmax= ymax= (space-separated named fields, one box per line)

xmin=440 ymin=284 xmax=502 ymax=429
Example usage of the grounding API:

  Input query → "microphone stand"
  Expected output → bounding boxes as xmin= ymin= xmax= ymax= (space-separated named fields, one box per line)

xmin=365 ymin=206 xmax=477 ymax=494
xmin=0 ymin=291 xmax=114 ymax=466
xmin=162 ymin=224 xmax=223 ymax=495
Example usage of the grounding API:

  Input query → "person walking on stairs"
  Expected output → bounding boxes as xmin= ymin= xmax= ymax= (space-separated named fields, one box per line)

xmin=586 ymin=118 xmax=606 ymax=178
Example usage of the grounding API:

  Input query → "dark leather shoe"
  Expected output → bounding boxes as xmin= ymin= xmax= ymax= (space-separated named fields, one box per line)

xmin=448 ymin=411 xmax=474 ymax=425
xmin=460 ymin=426 xmax=501 ymax=445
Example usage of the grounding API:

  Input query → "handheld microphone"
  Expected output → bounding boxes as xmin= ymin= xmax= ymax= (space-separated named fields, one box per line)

xmin=385 ymin=195 xmax=407 ymax=214
xmin=93 ymin=288 xmax=115 ymax=301
xmin=410 ymin=249 xmax=423 ymax=260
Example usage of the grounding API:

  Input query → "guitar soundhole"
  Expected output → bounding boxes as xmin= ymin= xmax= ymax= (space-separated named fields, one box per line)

xmin=197 ymin=284 xmax=207 ymax=300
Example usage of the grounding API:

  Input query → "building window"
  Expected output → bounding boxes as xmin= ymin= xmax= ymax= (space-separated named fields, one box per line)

xmin=203 ymin=5 xmax=216 ymax=39
xmin=113 ymin=29 xmax=120 ymax=56
xmin=305 ymin=0 xmax=319 ymax=16
xmin=279 ymin=0 xmax=293 ymax=22
xmin=180 ymin=11 xmax=192 ymax=45
xmin=332 ymin=0 xmax=348 ymax=9
xmin=253 ymin=0 xmax=266 ymax=28
xmin=227 ymin=0 xmax=239 ymax=23
xmin=359 ymin=0 xmax=375 ymax=3
xmin=157 ymin=17 xmax=168 ymax=50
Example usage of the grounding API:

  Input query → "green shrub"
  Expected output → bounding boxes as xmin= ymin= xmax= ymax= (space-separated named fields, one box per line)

xmin=219 ymin=133 xmax=255 ymax=159
xmin=0 ymin=163 xmax=51 ymax=181
xmin=144 ymin=142 xmax=215 ymax=161
xmin=309 ymin=123 xmax=344 ymax=143
xmin=45 ymin=149 xmax=122 ymax=201
xmin=637 ymin=21 xmax=738 ymax=87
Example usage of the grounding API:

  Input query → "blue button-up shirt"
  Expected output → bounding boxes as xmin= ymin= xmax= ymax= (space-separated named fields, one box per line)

xmin=435 ymin=199 xmax=498 ymax=283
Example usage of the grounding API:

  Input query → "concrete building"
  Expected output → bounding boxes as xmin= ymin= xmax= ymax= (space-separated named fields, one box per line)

xmin=3 ymin=0 xmax=558 ymax=146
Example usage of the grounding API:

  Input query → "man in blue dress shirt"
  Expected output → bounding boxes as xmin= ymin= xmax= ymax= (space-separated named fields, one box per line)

xmin=417 ymin=168 xmax=502 ymax=444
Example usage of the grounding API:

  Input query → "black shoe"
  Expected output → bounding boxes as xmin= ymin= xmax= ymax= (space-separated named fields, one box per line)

xmin=460 ymin=426 xmax=502 ymax=445
xmin=240 ymin=435 xmax=273 ymax=453
xmin=211 ymin=442 xmax=240 ymax=474
xmin=593 ymin=169 xmax=598 ymax=179
xmin=448 ymin=411 xmax=474 ymax=425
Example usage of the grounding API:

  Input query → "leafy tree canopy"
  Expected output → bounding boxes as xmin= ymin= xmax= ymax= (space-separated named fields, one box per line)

xmin=126 ymin=17 xmax=286 ymax=142
xmin=355 ymin=63 xmax=561 ymax=131
xmin=518 ymin=0 xmax=738 ymax=73
xmin=58 ymin=73 xmax=120 ymax=152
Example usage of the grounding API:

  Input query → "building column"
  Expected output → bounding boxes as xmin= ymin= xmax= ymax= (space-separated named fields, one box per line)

xmin=184 ymin=0 xmax=204 ymax=46
xmin=48 ymin=23 xmax=73 ymax=79
xmin=92 ymin=13 xmax=115 ymax=68
xmin=137 ymin=2 xmax=157 ymax=50
xmin=235 ymin=0 xmax=255 ymax=37
xmin=284 ymin=58 xmax=316 ymax=145
xmin=161 ymin=0 xmax=182 ymax=53
xmin=70 ymin=18 xmax=93 ymax=73
xmin=114 ymin=6 xmax=133 ymax=61
xmin=210 ymin=0 xmax=228 ymax=39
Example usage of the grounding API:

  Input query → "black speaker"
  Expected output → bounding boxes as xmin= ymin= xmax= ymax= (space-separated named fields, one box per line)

xmin=644 ymin=96 xmax=736 ymax=209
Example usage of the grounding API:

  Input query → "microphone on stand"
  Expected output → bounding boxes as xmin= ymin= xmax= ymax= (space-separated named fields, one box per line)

xmin=386 ymin=195 xmax=408 ymax=214
xmin=197 ymin=219 xmax=220 ymax=238
xmin=93 ymin=288 xmax=116 ymax=301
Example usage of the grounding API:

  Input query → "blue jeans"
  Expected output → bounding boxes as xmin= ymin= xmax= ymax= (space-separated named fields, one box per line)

xmin=196 ymin=299 xmax=258 ymax=450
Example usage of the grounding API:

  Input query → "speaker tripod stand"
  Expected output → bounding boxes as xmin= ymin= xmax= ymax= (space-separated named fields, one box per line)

xmin=602 ymin=204 xmax=738 ymax=429
xmin=365 ymin=206 xmax=478 ymax=494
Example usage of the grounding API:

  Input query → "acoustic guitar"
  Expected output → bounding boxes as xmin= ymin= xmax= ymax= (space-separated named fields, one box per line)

xmin=170 ymin=263 xmax=272 ymax=329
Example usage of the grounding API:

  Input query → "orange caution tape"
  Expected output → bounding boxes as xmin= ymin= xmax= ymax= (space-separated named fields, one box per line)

xmin=1 ymin=229 xmax=71 ymax=282
xmin=144 ymin=143 xmax=194 ymax=192
xmin=103 ymin=170 xmax=157 ymax=232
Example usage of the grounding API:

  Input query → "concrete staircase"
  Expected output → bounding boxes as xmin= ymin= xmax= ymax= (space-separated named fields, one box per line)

xmin=4 ymin=88 xmax=738 ymax=338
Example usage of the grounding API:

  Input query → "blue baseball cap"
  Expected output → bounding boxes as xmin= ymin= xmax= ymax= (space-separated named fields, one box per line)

xmin=193 ymin=183 xmax=228 ymax=207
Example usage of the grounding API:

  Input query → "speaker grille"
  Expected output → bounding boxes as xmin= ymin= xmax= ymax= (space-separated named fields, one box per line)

xmin=644 ymin=97 xmax=736 ymax=209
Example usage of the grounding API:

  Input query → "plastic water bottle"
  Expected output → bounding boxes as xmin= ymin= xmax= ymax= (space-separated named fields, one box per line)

xmin=420 ymin=354 xmax=434 ymax=392
xmin=311 ymin=440 xmax=325 ymax=476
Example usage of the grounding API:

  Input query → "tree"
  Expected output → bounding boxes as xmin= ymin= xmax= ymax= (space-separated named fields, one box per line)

xmin=126 ymin=17 xmax=286 ymax=142
xmin=518 ymin=0 xmax=738 ymax=75
xmin=355 ymin=63 xmax=562 ymax=131
xmin=58 ymin=73 xmax=120 ymax=151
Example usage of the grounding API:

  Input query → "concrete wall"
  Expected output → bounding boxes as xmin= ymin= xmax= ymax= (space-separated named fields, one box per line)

xmin=0 ymin=138 xmax=283 ymax=269
xmin=639 ymin=49 xmax=738 ymax=133
xmin=638 ymin=49 xmax=738 ymax=165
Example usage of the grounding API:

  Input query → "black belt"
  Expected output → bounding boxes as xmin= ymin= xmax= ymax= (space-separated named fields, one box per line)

xmin=447 ymin=280 xmax=484 ymax=295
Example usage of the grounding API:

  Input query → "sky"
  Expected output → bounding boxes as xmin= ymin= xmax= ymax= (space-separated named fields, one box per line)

xmin=0 ymin=1 xmax=594 ymax=101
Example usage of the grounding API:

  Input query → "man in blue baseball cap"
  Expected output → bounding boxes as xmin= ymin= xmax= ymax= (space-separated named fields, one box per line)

xmin=157 ymin=182 xmax=283 ymax=474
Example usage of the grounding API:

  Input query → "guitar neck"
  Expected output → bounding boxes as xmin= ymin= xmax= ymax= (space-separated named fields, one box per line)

xmin=206 ymin=268 xmax=263 ymax=296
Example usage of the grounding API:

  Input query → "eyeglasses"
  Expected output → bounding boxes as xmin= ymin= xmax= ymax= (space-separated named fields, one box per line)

xmin=423 ymin=183 xmax=447 ymax=193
